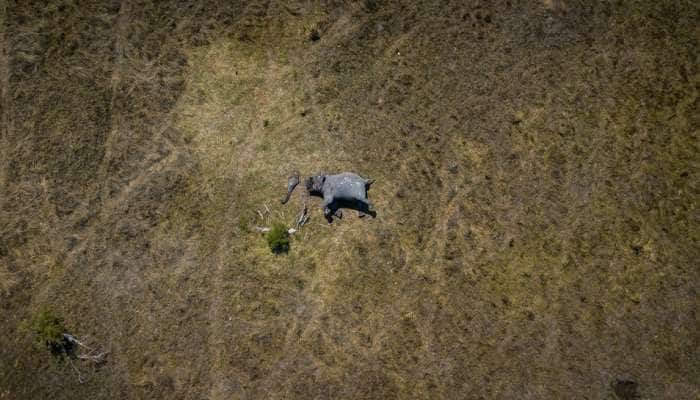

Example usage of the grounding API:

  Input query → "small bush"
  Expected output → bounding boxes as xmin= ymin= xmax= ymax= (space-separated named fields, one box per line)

xmin=308 ymin=28 xmax=320 ymax=42
xmin=30 ymin=309 xmax=72 ymax=359
xmin=266 ymin=223 xmax=290 ymax=254
xmin=364 ymin=0 xmax=381 ymax=13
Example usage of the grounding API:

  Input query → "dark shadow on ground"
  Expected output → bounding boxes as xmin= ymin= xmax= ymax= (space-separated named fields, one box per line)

xmin=324 ymin=198 xmax=377 ymax=223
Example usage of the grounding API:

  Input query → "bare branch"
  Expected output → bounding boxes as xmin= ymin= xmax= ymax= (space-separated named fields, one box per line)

xmin=67 ymin=357 xmax=85 ymax=384
xmin=63 ymin=333 xmax=93 ymax=351
xmin=78 ymin=351 xmax=109 ymax=364
xmin=255 ymin=226 xmax=297 ymax=235
xmin=295 ymin=190 xmax=309 ymax=229
xmin=62 ymin=332 xmax=108 ymax=382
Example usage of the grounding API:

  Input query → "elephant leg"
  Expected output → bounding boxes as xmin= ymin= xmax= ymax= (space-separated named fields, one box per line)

xmin=321 ymin=196 xmax=335 ymax=220
xmin=357 ymin=198 xmax=373 ymax=211
xmin=357 ymin=198 xmax=376 ymax=218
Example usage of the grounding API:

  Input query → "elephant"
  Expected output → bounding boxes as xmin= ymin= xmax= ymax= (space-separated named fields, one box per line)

xmin=280 ymin=170 xmax=300 ymax=205
xmin=282 ymin=172 xmax=376 ymax=222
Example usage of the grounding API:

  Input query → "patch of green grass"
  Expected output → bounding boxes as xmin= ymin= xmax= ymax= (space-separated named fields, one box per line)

xmin=29 ymin=309 xmax=72 ymax=359
xmin=363 ymin=0 xmax=381 ymax=13
xmin=266 ymin=222 xmax=290 ymax=254
xmin=256 ymin=140 xmax=271 ymax=152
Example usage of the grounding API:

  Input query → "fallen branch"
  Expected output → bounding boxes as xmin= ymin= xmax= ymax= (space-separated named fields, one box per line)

xmin=78 ymin=351 xmax=110 ymax=363
xmin=63 ymin=333 xmax=89 ymax=349
xmin=61 ymin=333 xmax=108 ymax=383
xmin=295 ymin=191 xmax=310 ymax=229
xmin=67 ymin=357 xmax=84 ymax=384
xmin=254 ymin=226 xmax=297 ymax=235
xmin=63 ymin=333 xmax=108 ymax=364
xmin=295 ymin=205 xmax=309 ymax=229
xmin=298 ymin=214 xmax=310 ymax=228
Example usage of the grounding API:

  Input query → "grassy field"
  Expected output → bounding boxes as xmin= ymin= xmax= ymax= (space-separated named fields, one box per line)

xmin=1 ymin=1 xmax=698 ymax=399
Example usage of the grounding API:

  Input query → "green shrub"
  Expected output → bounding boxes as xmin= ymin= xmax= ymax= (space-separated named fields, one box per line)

xmin=364 ymin=0 xmax=381 ymax=13
xmin=266 ymin=223 xmax=290 ymax=254
xmin=30 ymin=309 xmax=72 ymax=359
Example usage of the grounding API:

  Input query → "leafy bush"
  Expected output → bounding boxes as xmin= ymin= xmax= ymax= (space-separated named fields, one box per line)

xmin=266 ymin=223 xmax=290 ymax=254
xmin=308 ymin=28 xmax=321 ymax=42
xmin=30 ymin=309 xmax=72 ymax=359
xmin=364 ymin=0 xmax=381 ymax=13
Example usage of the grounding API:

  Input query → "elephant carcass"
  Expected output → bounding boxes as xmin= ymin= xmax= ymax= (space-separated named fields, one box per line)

xmin=281 ymin=171 xmax=300 ymax=204
xmin=305 ymin=173 xmax=375 ymax=221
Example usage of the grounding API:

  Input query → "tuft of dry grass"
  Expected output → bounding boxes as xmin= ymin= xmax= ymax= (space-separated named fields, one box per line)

xmin=0 ymin=266 xmax=20 ymax=296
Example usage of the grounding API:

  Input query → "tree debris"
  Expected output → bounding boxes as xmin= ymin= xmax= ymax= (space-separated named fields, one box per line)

xmin=62 ymin=333 xmax=108 ymax=383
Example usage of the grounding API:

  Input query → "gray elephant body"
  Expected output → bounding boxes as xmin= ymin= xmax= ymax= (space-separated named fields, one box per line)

xmin=304 ymin=172 xmax=375 ymax=220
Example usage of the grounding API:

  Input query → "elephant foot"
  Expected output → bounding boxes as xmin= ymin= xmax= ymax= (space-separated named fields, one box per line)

xmin=358 ymin=210 xmax=376 ymax=218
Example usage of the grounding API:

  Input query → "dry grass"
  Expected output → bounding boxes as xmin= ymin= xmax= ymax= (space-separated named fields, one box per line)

xmin=1 ymin=1 xmax=698 ymax=399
